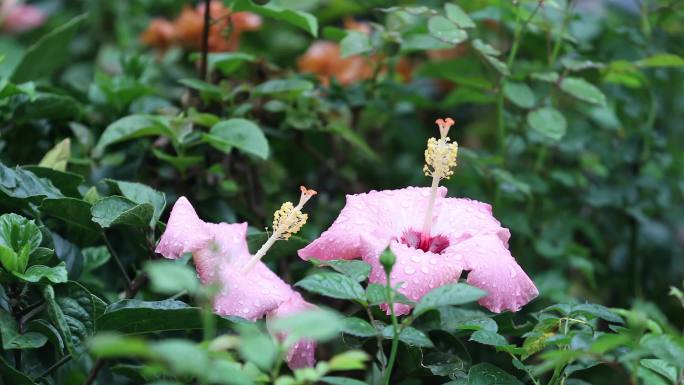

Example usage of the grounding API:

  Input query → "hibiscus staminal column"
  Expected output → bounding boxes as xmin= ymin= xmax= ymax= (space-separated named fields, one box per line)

xmin=243 ymin=186 xmax=317 ymax=272
xmin=420 ymin=118 xmax=458 ymax=251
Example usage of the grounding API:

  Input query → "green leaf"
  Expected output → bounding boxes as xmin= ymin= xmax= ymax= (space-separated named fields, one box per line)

xmin=40 ymin=197 xmax=98 ymax=234
xmin=206 ymin=119 xmax=270 ymax=159
xmin=296 ymin=272 xmax=366 ymax=302
xmin=340 ymin=31 xmax=372 ymax=58
xmin=95 ymin=115 xmax=172 ymax=152
xmin=233 ymin=0 xmax=318 ymax=37
xmin=107 ymin=180 xmax=166 ymax=225
xmin=571 ymin=303 xmax=623 ymax=324
xmin=23 ymin=166 xmax=84 ymax=197
xmin=413 ymin=283 xmax=486 ymax=317
xmin=0 ymin=163 xmax=63 ymax=204
xmin=503 ymin=81 xmax=535 ymax=109
xmin=0 ymin=309 xmax=48 ymax=349
xmin=269 ymin=308 xmax=343 ymax=344
xmin=559 ymin=77 xmax=606 ymax=106
xmin=206 ymin=52 xmax=256 ymax=74
xmin=13 ymin=262 xmax=68 ymax=283
xmin=328 ymin=350 xmax=369 ymax=371
xmin=152 ymin=149 xmax=203 ymax=173
xmin=253 ymin=78 xmax=314 ymax=96
xmin=237 ymin=323 xmax=277 ymax=371
xmin=439 ymin=308 xmax=498 ymax=332
xmin=11 ymin=14 xmax=87 ymax=83
xmin=43 ymin=282 xmax=95 ymax=356
xmin=527 ymin=107 xmax=567 ymax=142
xmin=445 ymin=3 xmax=475 ymax=28
xmin=312 ymin=259 xmax=371 ymax=282
xmin=0 ymin=355 xmax=38 ymax=385
xmin=640 ymin=334 xmax=684 ymax=369
xmin=468 ymin=363 xmax=523 ymax=385
xmin=38 ymin=138 xmax=71 ymax=171
xmin=88 ymin=333 xmax=153 ymax=358
xmin=97 ymin=299 xmax=233 ymax=334
xmin=469 ymin=330 xmax=509 ymax=347
xmin=640 ymin=359 xmax=678 ymax=384
xmin=342 ymin=317 xmax=377 ymax=337
xmin=145 ymin=261 xmax=200 ymax=295
xmin=382 ymin=325 xmax=434 ymax=347
xmin=322 ymin=376 xmax=369 ymax=385
xmin=0 ymin=213 xmax=41 ymax=273
xmin=91 ymin=196 xmax=154 ymax=228
xmin=13 ymin=92 xmax=82 ymax=122
xmin=178 ymin=78 xmax=223 ymax=99
xmin=472 ymin=39 xmax=509 ymax=76
xmin=365 ymin=284 xmax=413 ymax=306
xmin=637 ymin=53 xmax=684 ymax=68
xmin=428 ymin=16 xmax=467 ymax=45
xmin=152 ymin=339 xmax=211 ymax=377
xmin=401 ymin=34 xmax=452 ymax=52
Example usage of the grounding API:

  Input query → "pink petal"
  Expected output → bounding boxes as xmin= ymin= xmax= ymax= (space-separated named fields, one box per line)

xmin=213 ymin=259 xmax=295 ymax=321
xmin=451 ymin=234 xmax=538 ymax=313
xmin=364 ymin=241 xmax=462 ymax=316
xmin=431 ymin=198 xmax=509 ymax=244
xmin=192 ymin=222 xmax=250 ymax=283
xmin=267 ymin=292 xmax=317 ymax=369
xmin=298 ymin=187 xmax=446 ymax=262
xmin=155 ymin=197 xmax=212 ymax=259
xmin=2 ymin=4 xmax=46 ymax=33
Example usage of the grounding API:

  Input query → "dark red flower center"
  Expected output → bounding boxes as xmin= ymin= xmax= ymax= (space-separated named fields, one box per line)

xmin=399 ymin=229 xmax=450 ymax=254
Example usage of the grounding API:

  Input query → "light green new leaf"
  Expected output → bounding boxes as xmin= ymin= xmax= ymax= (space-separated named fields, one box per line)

xmin=428 ymin=16 xmax=467 ymax=45
xmin=560 ymin=77 xmax=606 ymax=106
xmin=38 ymin=138 xmax=71 ymax=171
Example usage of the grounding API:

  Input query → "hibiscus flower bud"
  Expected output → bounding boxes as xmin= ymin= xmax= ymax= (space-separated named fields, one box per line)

xmin=379 ymin=250 xmax=396 ymax=274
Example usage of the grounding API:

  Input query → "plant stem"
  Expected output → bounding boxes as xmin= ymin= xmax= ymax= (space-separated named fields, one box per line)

xmin=382 ymin=272 xmax=400 ymax=385
xmin=102 ymin=233 xmax=131 ymax=286
xmin=38 ymin=354 xmax=72 ymax=379
xmin=549 ymin=0 xmax=576 ymax=65
xmin=200 ymin=0 xmax=211 ymax=81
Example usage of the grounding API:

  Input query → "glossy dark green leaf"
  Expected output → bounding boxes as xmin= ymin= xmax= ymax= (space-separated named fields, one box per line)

xmin=413 ymin=283 xmax=486 ymax=317
xmin=342 ymin=317 xmax=377 ymax=337
xmin=469 ymin=330 xmax=509 ymax=347
xmin=23 ymin=166 xmax=84 ymax=197
xmin=322 ymin=376 xmax=369 ymax=385
xmin=97 ymin=299 xmax=234 ymax=334
xmin=313 ymin=259 xmax=371 ymax=282
xmin=0 ymin=163 xmax=62 ymax=203
xmin=382 ymin=325 xmax=434 ymax=347
xmin=44 ymin=282 xmax=96 ymax=356
xmin=13 ymin=262 xmax=68 ymax=283
xmin=365 ymin=283 xmax=413 ymax=306
xmin=0 ymin=309 xmax=48 ymax=349
xmin=0 ymin=355 xmax=38 ymax=385
xmin=107 ymin=180 xmax=166 ymax=225
xmin=40 ymin=197 xmax=98 ymax=234
xmin=91 ymin=196 xmax=154 ymax=228
xmin=296 ymin=272 xmax=366 ymax=302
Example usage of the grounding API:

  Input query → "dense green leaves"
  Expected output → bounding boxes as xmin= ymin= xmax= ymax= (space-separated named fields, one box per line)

xmin=527 ymin=107 xmax=567 ymax=141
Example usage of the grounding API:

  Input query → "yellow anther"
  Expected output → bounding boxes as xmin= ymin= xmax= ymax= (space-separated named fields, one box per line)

xmin=273 ymin=201 xmax=308 ymax=240
xmin=243 ymin=186 xmax=316 ymax=272
xmin=423 ymin=136 xmax=459 ymax=180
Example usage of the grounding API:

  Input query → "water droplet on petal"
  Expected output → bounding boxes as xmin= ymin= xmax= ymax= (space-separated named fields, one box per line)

xmin=421 ymin=266 xmax=429 ymax=274
xmin=404 ymin=266 xmax=415 ymax=275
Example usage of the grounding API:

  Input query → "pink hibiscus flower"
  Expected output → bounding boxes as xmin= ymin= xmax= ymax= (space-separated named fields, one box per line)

xmin=298 ymin=118 xmax=538 ymax=315
xmin=1 ymin=1 xmax=47 ymax=33
xmin=155 ymin=193 xmax=317 ymax=368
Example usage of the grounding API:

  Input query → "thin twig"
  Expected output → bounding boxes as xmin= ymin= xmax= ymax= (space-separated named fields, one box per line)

xmin=200 ymin=0 xmax=211 ymax=81
xmin=102 ymin=233 xmax=131 ymax=286
xmin=37 ymin=354 xmax=72 ymax=379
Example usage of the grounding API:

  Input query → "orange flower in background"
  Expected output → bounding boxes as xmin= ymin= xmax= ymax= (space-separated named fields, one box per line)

xmin=297 ymin=18 xmax=412 ymax=86
xmin=141 ymin=0 xmax=261 ymax=52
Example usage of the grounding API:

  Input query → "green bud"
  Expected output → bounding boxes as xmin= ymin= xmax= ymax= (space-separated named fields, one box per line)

xmin=379 ymin=250 xmax=396 ymax=273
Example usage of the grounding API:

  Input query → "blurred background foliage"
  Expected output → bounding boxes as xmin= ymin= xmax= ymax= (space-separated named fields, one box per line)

xmin=1 ymin=0 xmax=684 ymax=384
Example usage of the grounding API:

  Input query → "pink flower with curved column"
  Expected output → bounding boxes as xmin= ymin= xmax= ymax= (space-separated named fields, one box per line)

xmin=298 ymin=187 xmax=538 ymax=315
xmin=156 ymin=196 xmax=316 ymax=368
